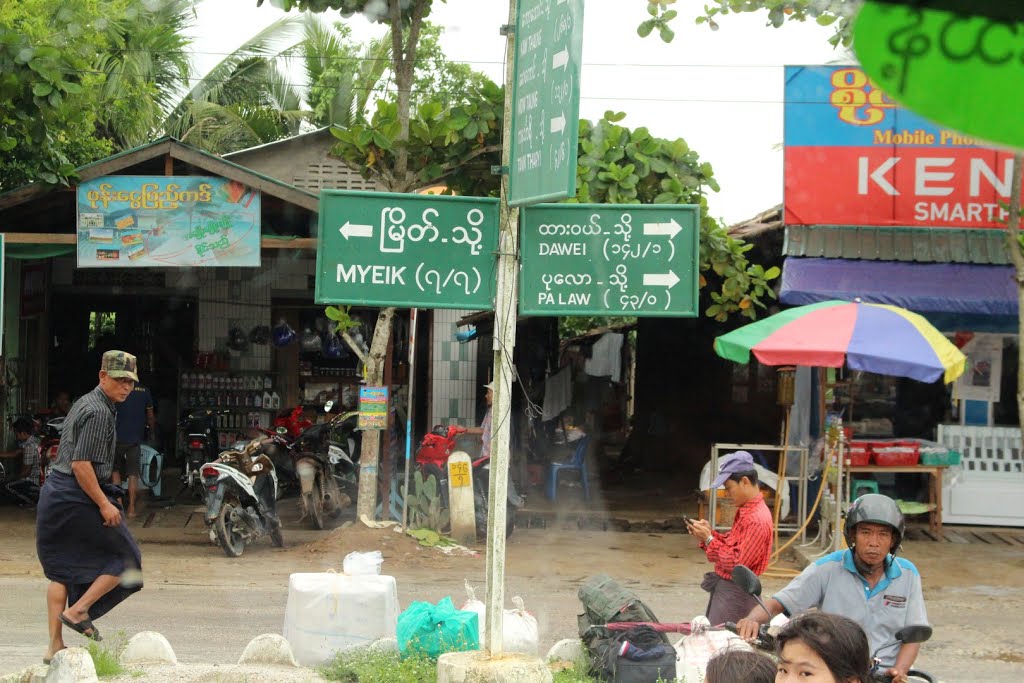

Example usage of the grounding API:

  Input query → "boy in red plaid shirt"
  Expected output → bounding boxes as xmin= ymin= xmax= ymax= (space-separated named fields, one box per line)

xmin=687 ymin=450 xmax=774 ymax=624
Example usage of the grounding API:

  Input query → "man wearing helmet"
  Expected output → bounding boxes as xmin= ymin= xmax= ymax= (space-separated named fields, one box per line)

xmin=736 ymin=494 xmax=928 ymax=683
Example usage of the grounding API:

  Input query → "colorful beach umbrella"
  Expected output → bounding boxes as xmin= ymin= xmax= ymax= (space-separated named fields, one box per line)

xmin=714 ymin=301 xmax=966 ymax=384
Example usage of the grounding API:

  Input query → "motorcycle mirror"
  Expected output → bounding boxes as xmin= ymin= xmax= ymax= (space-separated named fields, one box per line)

xmin=324 ymin=400 xmax=334 ymax=412
xmin=871 ymin=624 xmax=932 ymax=662
xmin=893 ymin=625 xmax=932 ymax=646
xmin=731 ymin=564 xmax=762 ymax=597
xmin=731 ymin=565 xmax=773 ymax=620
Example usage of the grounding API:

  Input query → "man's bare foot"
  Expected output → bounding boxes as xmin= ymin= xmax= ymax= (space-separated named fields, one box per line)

xmin=43 ymin=645 xmax=66 ymax=663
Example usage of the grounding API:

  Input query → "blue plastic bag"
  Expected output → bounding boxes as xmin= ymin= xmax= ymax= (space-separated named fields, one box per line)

xmin=396 ymin=596 xmax=480 ymax=658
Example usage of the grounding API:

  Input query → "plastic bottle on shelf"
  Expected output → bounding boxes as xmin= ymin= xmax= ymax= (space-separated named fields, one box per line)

xmin=262 ymin=391 xmax=271 ymax=409
xmin=271 ymin=391 xmax=281 ymax=409
xmin=254 ymin=392 xmax=262 ymax=408
xmin=264 ymin=375 xmax=272 ymax=390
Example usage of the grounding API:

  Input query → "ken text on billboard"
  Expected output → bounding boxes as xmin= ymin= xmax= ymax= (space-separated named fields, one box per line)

xmin=785 ymin=65 xmax=1014 ymax=230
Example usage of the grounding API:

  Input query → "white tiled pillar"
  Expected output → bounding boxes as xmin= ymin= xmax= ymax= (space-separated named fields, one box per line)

xmin=431 ymin=309 xmax=480 ymax=426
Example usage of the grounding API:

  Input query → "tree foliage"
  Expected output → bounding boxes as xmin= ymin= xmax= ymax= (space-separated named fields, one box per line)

xmin=644 ymin=0 xmax=857 ymax=46
xmin=0 ymin=0 xmax=113 ymax=189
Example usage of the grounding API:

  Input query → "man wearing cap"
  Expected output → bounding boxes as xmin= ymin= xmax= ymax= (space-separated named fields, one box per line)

xmin=35 ymin=351 xmax=144 ymax=663
xmin=686 ymin=450 xmax=774 ymax=625
xmin=466 ymin=382 xmax=494 ymax=459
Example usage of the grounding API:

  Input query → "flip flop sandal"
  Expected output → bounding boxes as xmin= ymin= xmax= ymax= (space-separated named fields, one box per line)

xmin=58 ymin=614 xmax=102 ymax=641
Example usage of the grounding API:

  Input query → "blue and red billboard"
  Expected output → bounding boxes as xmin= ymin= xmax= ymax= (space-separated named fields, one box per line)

xmin=785 ymin=65 xmax=1015 ymax=229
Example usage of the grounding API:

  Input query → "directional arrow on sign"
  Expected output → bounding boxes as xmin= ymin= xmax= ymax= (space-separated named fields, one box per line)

xmin=339 ymin=221 xmax=373 ymax=239
xmin=643 ymin=219 xmax=682 ymax=239
xmin=643 ymin=270 xmax=680 ymax=288
xmin=550 ymin=113 xmax=566 ymax=134
xmin=552 ymin=49 xmax=569 ymax=71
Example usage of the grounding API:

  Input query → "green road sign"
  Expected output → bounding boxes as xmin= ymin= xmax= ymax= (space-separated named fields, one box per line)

xmin=315 ymin=191 xmax=499 ymax=310
xmin=508 ymin=0 xmax=585 ymax=207
xmin=520 ymin=204 xmax=700 ymax=317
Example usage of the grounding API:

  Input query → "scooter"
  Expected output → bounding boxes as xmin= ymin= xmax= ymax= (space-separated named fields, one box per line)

xmin=724 ymin=565 xmax=936 ymax=683
xmin=287 ymin=402 xmax=361 ymax=530
xmin=414 ymin=424 xmax=524 ymax=539
xmin=201 ymin=437 xmax=282 ymax=557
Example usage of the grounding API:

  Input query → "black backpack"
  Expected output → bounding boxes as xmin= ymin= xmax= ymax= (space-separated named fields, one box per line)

xmin=577 ymin=575 xmax=675 ymax=683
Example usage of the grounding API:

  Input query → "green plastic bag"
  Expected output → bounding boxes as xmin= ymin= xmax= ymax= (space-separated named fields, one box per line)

xmin=396 ymin=596 xmax=480 ymax=658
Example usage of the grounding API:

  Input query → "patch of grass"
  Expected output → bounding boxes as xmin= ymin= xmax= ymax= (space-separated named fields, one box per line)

xmin=85 ymin=638 xmax=124 ymax=678
xmin=319 ymin=648 xmax=437 ymax=682
xmin=552 ymin=665 xmax=600 ymax=683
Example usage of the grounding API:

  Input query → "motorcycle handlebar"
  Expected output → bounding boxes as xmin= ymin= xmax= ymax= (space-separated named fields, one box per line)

xmin=723 ymin=621 xmax=776 ymax=652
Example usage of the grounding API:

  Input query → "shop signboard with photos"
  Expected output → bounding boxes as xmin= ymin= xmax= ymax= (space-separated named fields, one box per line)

xmin=76 ymin=176 xmax=261 ymax=267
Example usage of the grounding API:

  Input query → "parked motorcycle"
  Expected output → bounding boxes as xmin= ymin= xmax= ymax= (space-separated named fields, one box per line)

xmin=724 ymin=565 xmax=936 ymax=683
xmin=414 ymin=424 xmax=524 ymax=539
xmin=201 ymin=437 xmax=282 ymax=557
xmin=287 ymin=403 xmax=360 ymax=530
xmin=179 ymin=410 xmax=219 ymax=501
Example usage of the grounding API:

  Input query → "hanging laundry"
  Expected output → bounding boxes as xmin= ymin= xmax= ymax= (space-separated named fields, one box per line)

xmin=542 ymin=366 xmax=573 ymax=422
xmin=584 ymin=333 xmax=623 ymax=382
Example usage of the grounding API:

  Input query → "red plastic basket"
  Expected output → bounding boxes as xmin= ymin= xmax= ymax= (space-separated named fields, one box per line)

xmin=869 ymin=441 xmax=920 ymax=467
xmin=846 ymin=442 xmax=871 ymax=467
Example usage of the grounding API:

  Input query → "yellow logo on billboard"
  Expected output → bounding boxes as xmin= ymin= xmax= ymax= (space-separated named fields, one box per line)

xmin=830 ymin=68 xmax=895 ymax=126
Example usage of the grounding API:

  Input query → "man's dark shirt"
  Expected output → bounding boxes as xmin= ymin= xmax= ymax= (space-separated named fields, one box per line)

xmin=51 ymin=385 xmax=117 ymax=483
xmin=116 ymin=385 xmax=153 ymax=444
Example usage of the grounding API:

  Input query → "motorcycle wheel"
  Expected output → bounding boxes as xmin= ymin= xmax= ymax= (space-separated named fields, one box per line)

xmin=305 ymin=478 xmax=325 ymax=530
xmin=214 ymin=503 xmax=246 ymax=558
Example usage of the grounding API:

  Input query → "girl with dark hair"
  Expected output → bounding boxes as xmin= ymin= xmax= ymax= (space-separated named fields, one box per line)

xmin=705 ymin=647 xmax=776 ymax=683
xmin=775 ymin=611 xmax=873 ymax=683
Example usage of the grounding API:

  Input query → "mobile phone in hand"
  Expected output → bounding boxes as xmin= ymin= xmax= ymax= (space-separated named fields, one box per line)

xmin=683 ymin=516 xmax=696 ymax=527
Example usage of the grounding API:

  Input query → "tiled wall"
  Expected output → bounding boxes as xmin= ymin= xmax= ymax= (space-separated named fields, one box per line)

xmin=431 ymin=309 xmax=480 ymax=427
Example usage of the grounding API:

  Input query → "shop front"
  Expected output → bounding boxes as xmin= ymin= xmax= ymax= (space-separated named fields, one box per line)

xmin=781 ymin=65 xmax=1024 ymax=527
xmin=0 ymin=139 xmax=401 ymax=484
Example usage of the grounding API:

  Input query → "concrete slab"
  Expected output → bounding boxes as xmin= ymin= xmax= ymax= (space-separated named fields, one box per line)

xmin=437 ymin=651 xmax=552 ymax=683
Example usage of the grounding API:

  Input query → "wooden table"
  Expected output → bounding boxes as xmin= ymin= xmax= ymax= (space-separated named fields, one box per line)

xmin=847 ymin=465 xmax=948 ymax=534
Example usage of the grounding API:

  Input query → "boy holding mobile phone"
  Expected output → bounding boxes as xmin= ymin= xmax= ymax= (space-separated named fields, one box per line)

xmin=687 ymin=450 xmax=773 ymax=625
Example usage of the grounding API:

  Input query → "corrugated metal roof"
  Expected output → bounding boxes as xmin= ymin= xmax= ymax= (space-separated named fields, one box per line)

xmin=784 ymin=225 xmax=1011 ymax=265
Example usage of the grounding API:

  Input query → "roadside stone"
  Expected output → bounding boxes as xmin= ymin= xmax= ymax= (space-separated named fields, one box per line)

xmin=237 ymin=634 xmax=299 ymax=667
xmin=368 ymin=637 xmax=399 ymax=654
xmin=0 ymin=664 xmax=47 ymax=683
xmin=120 ymin=631 xmax=177 ymax=665
xmin=43 ymin=648 xmax=97 ymax=683
xmin=437 ymin=651 xmax=552 ymax=683
xmin=545 ymin=638 xmax=585 ymax=664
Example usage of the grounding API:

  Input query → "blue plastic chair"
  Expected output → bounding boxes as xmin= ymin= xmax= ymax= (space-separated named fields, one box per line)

xmin=547 ymin=436 xmax=591 ymax=501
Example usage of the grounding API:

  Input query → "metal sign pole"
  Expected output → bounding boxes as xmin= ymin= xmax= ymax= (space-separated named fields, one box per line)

xmin=401 ymin=308 xmax=417 ymax=529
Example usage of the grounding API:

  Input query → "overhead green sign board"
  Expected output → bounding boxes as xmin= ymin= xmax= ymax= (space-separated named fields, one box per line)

xmin=520 ymin=204 xmax=700 ymax=317
xmin=508 ymin=0 xmax=585 ymax=207
xmin=854 ymin=1 xmax=1024 ymax=149
xmin=315 ymin=191 xmax=499 ymax=310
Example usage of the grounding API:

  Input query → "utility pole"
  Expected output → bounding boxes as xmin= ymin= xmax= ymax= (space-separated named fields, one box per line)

xmin=483 ymin=0 xmax=520 ymax=657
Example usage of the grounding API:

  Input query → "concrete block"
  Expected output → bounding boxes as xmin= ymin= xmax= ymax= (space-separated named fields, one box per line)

xmin=0 ymin=664 xmax=47 ymax=683
xmin=43 ymin=648 xmax=97 ymax=683
xmin=545 ymin=638 xmax=585 ymax=664
xmin=368 ymin=637 xmax=399 ymax=654
xmin=237 ymin=633 xmax=299 ymax=667
xmin=121 ymin=631 xmax=178 ymax=665
xmin=437 ymin=651 xmax=552 ymax=683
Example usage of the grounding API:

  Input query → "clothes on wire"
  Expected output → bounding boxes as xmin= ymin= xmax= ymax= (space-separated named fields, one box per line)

xmin=584 ymin=333 xmax=623 ymax=382
xmin=542 ymin=366 xmax=573 ymax=422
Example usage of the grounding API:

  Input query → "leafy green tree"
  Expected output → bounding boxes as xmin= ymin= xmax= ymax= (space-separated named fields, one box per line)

xmin=642 ymin=0 xmax=855 ymax=46
xmin=0 ymin=0 xmax=113 ymax=189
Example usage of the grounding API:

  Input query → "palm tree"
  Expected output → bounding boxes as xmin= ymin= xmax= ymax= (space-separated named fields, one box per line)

xmin=165 ymin=15 xmax=308 ymax=153
xmin=94 ymin=0 xmax=196 ymax=149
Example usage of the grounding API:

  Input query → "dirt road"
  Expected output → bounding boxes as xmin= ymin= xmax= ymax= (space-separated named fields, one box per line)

xmin=0 ymin=507 xmax=1020 ymax=681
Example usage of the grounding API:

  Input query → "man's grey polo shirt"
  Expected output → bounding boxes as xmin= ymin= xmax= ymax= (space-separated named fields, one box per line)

xmin=773 ymin=549 xmax=928 ymax=668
